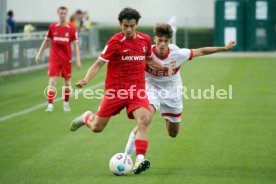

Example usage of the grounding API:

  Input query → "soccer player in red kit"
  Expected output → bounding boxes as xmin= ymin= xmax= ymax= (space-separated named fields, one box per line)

xmin=70 ymin=7 xmax=171 ymax=174
xmin=35 ymin=6 xmax=81 ymax=112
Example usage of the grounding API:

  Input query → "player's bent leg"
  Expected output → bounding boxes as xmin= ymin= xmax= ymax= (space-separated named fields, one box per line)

xmin=166 ymin=120 xmax=180 ymax=138
xmin=46 ymin=77 xmax=57 ymax=112
xmin=132 ymin=107 xmax=151 ymax=174
xmin=89 ymin=115 xmax=110 ymax=133
xmin=124 ymin=126 xmax=138 ymax=158
xmin=160 ymin=104 xmax=182 ymax=138
xmin=70 ymin=111 xmax=93 ymax=131
xmin=133 ymin=107 xmax=151 ymax=140
xmin=130 ymin=104 xmax=155 ymax=135
xmin=70 ymin=111 xmax=110 ymax=132
xmin=63 ymin=78 xmax=71 ymax=112
xmin=63 ymin=78 xmax=71 ymax=86
xmin=48 ymin=77 xmax=57 ymax=87
xmin=123 ymin=105 xmax=156 ymax=158
xmin=149 ymin=104 xmax=156 ymax=120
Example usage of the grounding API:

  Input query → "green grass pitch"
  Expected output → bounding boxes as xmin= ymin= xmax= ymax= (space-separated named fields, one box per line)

xmin=0 ymin=56 xmax=275 ymax=184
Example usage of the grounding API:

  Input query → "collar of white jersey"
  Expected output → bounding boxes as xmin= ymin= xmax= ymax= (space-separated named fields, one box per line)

xmin=152 ymin=45 xmax=171 ymax=60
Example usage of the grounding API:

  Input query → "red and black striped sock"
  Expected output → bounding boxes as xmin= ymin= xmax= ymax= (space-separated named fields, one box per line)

xmin=64 ymin=88 xmax=70 ymax=102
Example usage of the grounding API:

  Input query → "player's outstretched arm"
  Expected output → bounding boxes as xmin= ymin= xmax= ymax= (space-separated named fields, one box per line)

xmin=35 ymin=39 xmax=50 ymax=64
xmin=76 ymin=59 xmax=105 ymax=88
xmin=146 ymin=57 xmax=173 ymax=76
xmin=192 ymin=41 xmax=236 ymax=57
xmin=73 ymin=42 xmax=82 ymax=70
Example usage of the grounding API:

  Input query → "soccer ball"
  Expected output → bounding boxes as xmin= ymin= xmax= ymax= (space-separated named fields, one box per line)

xmin=109 ymin=153 xmax=133 ymax=176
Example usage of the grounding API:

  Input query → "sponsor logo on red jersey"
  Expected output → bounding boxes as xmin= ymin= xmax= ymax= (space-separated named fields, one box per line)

xmin=121 ymin=56 xmax=146 ymax=61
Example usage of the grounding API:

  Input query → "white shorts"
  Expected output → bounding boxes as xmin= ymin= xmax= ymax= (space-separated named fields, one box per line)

xmin=146 ymin=79 xmax=183 ymax=123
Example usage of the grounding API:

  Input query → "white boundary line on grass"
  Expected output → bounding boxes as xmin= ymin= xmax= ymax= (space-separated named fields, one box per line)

xmin=0 ymin=82 xmax=105 ymax=123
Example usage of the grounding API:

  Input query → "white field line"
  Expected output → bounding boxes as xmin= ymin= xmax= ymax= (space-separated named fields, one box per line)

xmin=0 ymin=82 xmax=105 ymax=122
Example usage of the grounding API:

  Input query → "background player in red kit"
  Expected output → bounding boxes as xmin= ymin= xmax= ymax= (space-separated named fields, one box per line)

xmin=70 ymin=7 xmax=171 ymax=174
xmin=35 ymin=6 xmax=81 ymax=112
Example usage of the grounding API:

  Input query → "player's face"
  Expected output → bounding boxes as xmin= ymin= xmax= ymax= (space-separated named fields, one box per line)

xmin=154 ymin=36 xmax=170 ymax=55
xmin=120 ymin=19 xmax=138 ymax=39
xmin=58 ymin=9 xmax=68 ymax=24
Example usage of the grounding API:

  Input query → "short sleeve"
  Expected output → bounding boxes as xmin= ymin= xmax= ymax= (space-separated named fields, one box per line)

xmin=145 ymin=35 xmax=152 ymax=57
xmin=179 ymin=48 xmax=193 ymax=61
xmin=99 ymin=39 xmax=118 ymax=62
xmin=45 ymin=25 xmax=52 ymax=40
xmin=71 ymin=27 xmax=78 ymax=42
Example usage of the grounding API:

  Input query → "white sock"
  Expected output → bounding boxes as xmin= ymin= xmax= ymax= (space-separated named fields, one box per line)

xmin=135 ymin=154 xmax=145 ymax=163
xmin=124 ymin=131 xmax=136 ymax=156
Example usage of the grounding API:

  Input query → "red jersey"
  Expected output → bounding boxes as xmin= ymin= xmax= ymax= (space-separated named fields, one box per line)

xmin=46 ymin=23 xmax=78 ymax=63
xmin=99 ymin=32 xmax=152 ymax=91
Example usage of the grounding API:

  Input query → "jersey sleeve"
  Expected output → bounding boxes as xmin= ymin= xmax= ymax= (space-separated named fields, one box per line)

xmin=145 ymin=35 xmax=152 ymax=57
xmin=71 ymin=27 xmax=78 ymax=42
xmin=179 ymin=48 xmax=193 ymax=62
xmin=99 ymin=39 xmax=118 ymax=62
xmin=45 ymin=25 xmax=53 ymax=40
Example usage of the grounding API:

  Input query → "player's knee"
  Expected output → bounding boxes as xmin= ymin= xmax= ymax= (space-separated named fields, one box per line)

xmin=138 ymin=115 xmax=151 ymax=127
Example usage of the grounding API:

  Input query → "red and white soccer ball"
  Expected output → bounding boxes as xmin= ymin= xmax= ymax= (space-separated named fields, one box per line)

xmin=109 ymin=153 xmax=133 ymax=176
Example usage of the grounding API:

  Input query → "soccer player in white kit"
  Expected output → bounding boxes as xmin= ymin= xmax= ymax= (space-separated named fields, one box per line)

xmin=124 ymin=23 xmax=236 ymax=157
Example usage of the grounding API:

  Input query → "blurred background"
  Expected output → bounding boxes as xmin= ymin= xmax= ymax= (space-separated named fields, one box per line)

xmin=0 ymin=0 xmax=275 ymax=75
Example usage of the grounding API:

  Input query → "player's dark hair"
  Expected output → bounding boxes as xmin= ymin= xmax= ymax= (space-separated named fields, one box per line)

xmin=57 ymin=6 xmax=68 ymax=12
xmin=75 ymin=10 xmax=82 ymax=15
xmin=7 ymin=10 xmax=13 ymax=17
xmin=118 ymin=7 xmax=141 ymax=23
xmin=154 ymin=23 xmax=173 ymax=39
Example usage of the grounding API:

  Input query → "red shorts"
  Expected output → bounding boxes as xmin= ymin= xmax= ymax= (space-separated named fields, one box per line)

xmin=48 ymin=60 xmax=72 ymax=79
xmin=96 ymin=93 xmax=151 ymax=119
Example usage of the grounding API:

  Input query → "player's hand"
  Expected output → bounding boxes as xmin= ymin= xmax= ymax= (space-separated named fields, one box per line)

xmin=76 ymin=62 xmax=82 ymax=70
xmin=76 ymin=79 xmax=88 ymax=88
xmin=164 ymin=66 xmax=173 ymax=76
xmin=225 ymin=41 xmax=236 ymax=50
xmin=35 ymin=55 xmax=41 ymax=64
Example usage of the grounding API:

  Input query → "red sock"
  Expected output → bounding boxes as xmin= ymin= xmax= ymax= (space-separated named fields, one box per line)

xmin=64 ymin=88 xmax=70 ymax=102
xmin=48 ymin=90 xmax=55 ymax=104
xmin=135 ymin=139 xmax=148 ymax=156
xmin=84 ymin=114 xmax=91 ymax=126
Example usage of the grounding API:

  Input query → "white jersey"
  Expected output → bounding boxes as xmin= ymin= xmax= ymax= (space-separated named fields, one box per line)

xmin=145 ymin=44 xmax=193 ymax=123
xmin=145 ymin=44 xmax=193 ymax=83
